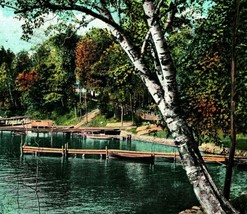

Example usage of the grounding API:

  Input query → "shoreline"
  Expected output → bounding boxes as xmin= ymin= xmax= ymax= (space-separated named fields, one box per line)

xmin=120 ymin=130 xmax=175 ymax=147
xmin=121 ymin=130 xmax=247 ymax=157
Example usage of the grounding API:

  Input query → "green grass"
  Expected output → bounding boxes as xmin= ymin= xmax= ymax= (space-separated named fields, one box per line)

xmin=84 ymin=115 xmax=108 ymax=127
xmin=221 ymin=134 xmax=247 ymax=151
xmin=54 ymin=112 xmax=79 ymax=125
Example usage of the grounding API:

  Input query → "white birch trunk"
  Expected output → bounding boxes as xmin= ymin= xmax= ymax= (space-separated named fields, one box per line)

xmin=143 ymin=1 xmax=238 ymax=213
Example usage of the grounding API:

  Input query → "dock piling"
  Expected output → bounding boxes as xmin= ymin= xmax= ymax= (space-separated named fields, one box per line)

xmin=105 ymin=146 xmax=108 ymax=159
xmin=174 ymin=150 xmax=176 ymax=166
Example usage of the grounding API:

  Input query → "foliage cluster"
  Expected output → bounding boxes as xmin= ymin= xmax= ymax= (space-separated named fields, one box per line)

xmin=0 ymin=27 xmax=152 ymax=122
xmin=170 ymin=0 xmax=247 ymax=143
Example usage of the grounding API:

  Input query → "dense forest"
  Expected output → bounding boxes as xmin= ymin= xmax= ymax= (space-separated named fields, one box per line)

xmin=0 ymin=0 xmax=246 ymax=145
xmin=0 ymin=28 xmax=153 ymax=121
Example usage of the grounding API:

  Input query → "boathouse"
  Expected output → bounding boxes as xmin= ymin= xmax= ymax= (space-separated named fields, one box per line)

xmin=31 ymin=120 xmax=54 ymax=129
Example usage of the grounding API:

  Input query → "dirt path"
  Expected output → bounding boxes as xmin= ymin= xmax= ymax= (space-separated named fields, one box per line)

xmin=74 ymin=109 xmax=100 ymax=128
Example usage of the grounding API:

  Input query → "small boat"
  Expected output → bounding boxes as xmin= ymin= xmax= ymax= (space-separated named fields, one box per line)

xmin=86 ymin=134 xmax=120 ymax=140
xmin=109 ymin=152 xmax=155 ymax=164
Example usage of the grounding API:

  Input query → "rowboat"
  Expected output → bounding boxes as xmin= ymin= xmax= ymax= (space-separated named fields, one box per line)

xmin=86 ymin=134 xmax=120 ymax=140
xmin=109 ymin=151 xmax=155 ymax=164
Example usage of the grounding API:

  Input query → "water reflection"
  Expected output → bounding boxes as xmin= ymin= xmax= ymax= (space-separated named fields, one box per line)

xmin=0 ymin=132 xmax=246 ymax=214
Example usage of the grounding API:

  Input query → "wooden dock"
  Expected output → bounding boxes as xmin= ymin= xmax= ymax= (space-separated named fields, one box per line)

xmin=21 ymin=145 xmax=247 ymax=165
xmin=0 ymin=125 xmax=121 ymax=135
xmin=0 ymin=116 xmax=31 ymax=126
xmin=22 ymin=145 xmax=161 ymax=157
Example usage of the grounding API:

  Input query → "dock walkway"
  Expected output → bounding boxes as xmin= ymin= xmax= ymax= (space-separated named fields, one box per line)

xmin=21 ymin=145 xmax=247 ymax=165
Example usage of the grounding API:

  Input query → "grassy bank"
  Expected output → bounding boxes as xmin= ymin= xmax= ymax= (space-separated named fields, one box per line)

xmin=55 ymin=112 xmax=247 ymax=151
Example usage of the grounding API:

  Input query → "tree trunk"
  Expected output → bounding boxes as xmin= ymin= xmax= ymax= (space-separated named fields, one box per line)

xmin=223 ymin=0 xmax=240 ymax=199
xmin=121 ymin=104 xmax=124 ymax=127
xmin=142 ymin=1 xmax=238 ymax=213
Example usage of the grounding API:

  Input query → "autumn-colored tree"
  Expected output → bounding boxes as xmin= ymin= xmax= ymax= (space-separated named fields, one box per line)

xmin=16 ymin=69 xmax=38 ymax=91
xmin=76 ymin=30 xmax=147 ymax=120
xmin=15 ymin=30 xmax=79 ymax=117
xmin=75 ymin=28 xmax=113 ymax=88
xmin=75 ymin=38 xmax=97 ymax=86
xmin=185 ymin=51 xmax=231 ymax=143
xmin=172 ymin=0 xmax=246 ymax=144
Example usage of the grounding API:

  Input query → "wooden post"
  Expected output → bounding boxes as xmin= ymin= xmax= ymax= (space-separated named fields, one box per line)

xmin=20 ymin=135 xmax=23 ymax=158
xmin=174 ymin=150 xmax=176 ymax=166
xmin=65 ymin=143 xmax=68 ymax=159
xmin=50 ymin=132 xmax=53 ymax=147
xmin=62 ymin=145 xmax=64 ymax=157
xmin=105 ymin=146 xmax=108 ymax=158
xmin=127 ymin=134 xmax=132 ymax=142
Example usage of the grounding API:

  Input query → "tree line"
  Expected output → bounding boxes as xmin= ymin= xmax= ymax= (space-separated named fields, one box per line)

xmin=0 ymin=28 xmax=151 ymax=122
xmin=0 ymin=1 xmax=246 ymax=143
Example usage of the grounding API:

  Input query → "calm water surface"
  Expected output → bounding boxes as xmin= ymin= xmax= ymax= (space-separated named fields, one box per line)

xmin=0 ymin=132 xmax=246 ymax=214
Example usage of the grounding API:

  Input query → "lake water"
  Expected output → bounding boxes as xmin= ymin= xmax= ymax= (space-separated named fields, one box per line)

xmin=0 ymin=131 xmax=246 ymax=214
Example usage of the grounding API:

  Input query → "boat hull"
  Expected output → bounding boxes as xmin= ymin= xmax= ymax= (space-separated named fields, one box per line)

xmin=109 ymin=152 xmax=155 ymax=164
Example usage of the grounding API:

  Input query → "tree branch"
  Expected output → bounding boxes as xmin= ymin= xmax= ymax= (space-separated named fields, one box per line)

xmin=140 ymin=0 xmax=163 ymax=59
xmin=164 ymin=2 xmax=178 ymax=31
xmin=14 ymin=1 xmax=126 ymax=35
xmin=140 ymin=29 xmax=151 ymax=59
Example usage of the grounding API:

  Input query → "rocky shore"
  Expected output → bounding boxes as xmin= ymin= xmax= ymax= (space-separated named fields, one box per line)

xmin=199 ymin=143 xmax=247 ymax=157
xmin=179 ymin=206 xmax=204 ymax=214
xmin=120 ymin=130 xmax=175 ymax=147
xmin=121 ymin=129 xmax=247 ymax=157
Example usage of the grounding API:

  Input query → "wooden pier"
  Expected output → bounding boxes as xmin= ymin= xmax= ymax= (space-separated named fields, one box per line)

xmin=0 ymin=116 xmax=31 ymax=126
xmin=21 ymin=145 xmax=247 ymax=165
xmin=0 ymin=125 xmax=121 ymax=135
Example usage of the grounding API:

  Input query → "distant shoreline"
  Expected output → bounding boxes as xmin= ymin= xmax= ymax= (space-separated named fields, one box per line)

xmin=120 ymin=130 xmax=175 ymax=147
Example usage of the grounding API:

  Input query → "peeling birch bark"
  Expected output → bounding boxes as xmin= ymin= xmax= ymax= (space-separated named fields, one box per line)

xmin=143 ymin=1 xmax=238 ymax=214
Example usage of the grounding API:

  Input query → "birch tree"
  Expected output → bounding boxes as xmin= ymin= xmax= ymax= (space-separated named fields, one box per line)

xmin=0 ymin=0 xmax=239 ymax=213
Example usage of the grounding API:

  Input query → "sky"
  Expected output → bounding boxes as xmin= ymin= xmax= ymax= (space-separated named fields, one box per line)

xmin=0 ymin=2 xmax=212 ymax=54
xmin=0 ymin=6 xmax=107 ymax=54
xmin=0 ymin=7 xmax=34 ymax=53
